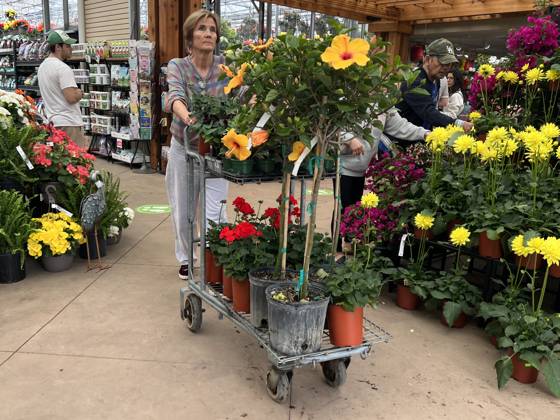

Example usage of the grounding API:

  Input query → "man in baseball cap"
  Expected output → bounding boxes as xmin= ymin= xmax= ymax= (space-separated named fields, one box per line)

xmin=38 ymin=30 xmax=86 ymax=147
xmin=395 ymin=38 xmax=472 ymax=138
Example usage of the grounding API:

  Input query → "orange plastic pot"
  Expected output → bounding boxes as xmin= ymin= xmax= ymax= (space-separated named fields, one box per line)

xmin=204 ymin=249 xmax=222 ymax=284
xmin=510 ymin=351 xmax=539 ymax=384
xmin=222 ymin=271 xmax=233 ymax=300
xmin=490 ymin=335 xmax=498 ymax=348
xmin=232 ymin=278 xmax=250 ymax=313
xmin=549 ymin=264 xmax=560 ymax=278
xmin=396 ymin=284 xmax=420 ymax=310
xmin=515 ymin=253 xmax=543 ymax=271
xmin=198 ymin=137 xmax=211 ymax=155
xmin=478 ymin=231 xmax=502 ymax=259
xmin=439 ymin=304 xmax=468 ymax=328
xmin=414 ymin=228 xmax=434 ymax=240
xmin=328 ymin=305 xmax=364 ymax=347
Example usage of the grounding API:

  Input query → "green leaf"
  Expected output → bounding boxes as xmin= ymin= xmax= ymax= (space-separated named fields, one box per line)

xmin=495 ymin=357 xmax=513 ymax=389
xmin=265 ymin=89 xmax=279 ymax=102
xmin=497 ymin=336 xmax=514 ymax=349
xmin=519 ymin=352 xmax=541 ymax=370
xmin=505 ymin=325 xmax=520 ymax=337
xmin=523 ymin=315 xmax=537 ymax=324
xmin=443 ymin=301 xmax=462 ymax=327
xmin=542 ymin=356 xmax=560 ymax=398
xmin=408 ymin=87 xmax=430 ymax=96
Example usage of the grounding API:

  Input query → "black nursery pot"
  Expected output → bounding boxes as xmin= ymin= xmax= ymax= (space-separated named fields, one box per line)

xmin=0 ymin=253 xmax=26 ymax=283
xmin=79 ymin=230 xmax=107 ymax=259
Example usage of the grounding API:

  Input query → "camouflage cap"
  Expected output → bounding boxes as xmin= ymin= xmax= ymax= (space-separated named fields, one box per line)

xmin=425 ymin=38 xmax=458 ymax=65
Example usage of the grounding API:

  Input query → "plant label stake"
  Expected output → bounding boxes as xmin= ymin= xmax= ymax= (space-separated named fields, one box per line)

xmin=291 ymin=136 xmax=318 ymax=176
xmin=52 ymin=203 xmax=73 ymax=218
xmin=296 ymin=269 xmax=305 ymax=300
xmin=398 ymin=233 xmax=410 ymax=257
xmin=16 ymin=145 xmax=34 ymax=170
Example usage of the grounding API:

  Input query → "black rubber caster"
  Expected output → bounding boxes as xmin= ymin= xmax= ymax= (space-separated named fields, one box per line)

xmin=266 ymin=368 xmax=292 ymax=403
xmin=184 ymin=294 xmax=203 ymax=333
xmin=321 ymin=358 xmax=350 ymax=387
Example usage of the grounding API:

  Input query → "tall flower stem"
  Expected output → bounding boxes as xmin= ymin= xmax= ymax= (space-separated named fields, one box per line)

xmin=537 ymin=266 xmax=550 ymax=312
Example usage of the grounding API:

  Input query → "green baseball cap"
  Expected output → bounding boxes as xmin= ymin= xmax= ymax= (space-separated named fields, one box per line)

xmin=47 ymin=30 xmax=77 ymax=46
xmin=425 ymin=38 xmax=458 ymax=65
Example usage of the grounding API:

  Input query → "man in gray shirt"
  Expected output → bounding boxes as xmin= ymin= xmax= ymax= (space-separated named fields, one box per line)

xmin=38 ymin=30 xmax=86 ymax=147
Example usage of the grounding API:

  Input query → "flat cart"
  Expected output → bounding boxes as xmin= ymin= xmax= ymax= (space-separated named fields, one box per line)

xmin=179 ymin=133 xmax=391 ymax=402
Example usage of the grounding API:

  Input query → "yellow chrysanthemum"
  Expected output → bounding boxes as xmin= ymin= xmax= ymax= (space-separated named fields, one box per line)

xmin=450 ymin=226 xmax=471 ymax=247
xmin=540 ymin=123 xmax=560 ymax=140
xmin=425 ymin=127 xmax=449 ymax=153
xmin=221 ymin=129 xmax=251 ymax=161
xmin=478 ymin=64 xmax=495 ymax=78
xmin=503 ymin=71 xmax=520 ymax=84
xmin=502 ymin=139 xmax=518 ymax=157
xmin=453 ymin=135 xmax=476 ymax=154
xmin=496 ymin=71 xmax=504 ymax=80
xmin=511 ymin=234 xmax=530 ymax=257
xmin=361 ymin=192 xmax=379 ymax=209
xmin=546 ymin=69 xmax=560 ymax=82
xmin=288 ymin=141 xmax=306 ymax=162
xmin=320 ymin=34 xmax=370 ymax=70
xmin=556 ymin=146 xmax=560 ymax=160
xmin=486 ymin=126 xmax=509 ymax=146
xmin=527 ymin=237 xmax=546 ymax=255
xmin=521 ymin=63 xmax=530 ymax=73
xmin=27 ymin=240 xmax=42 ymax=258
xmin=414 ymin=213 xmax=434 ymax=231
xmin=540 ymin=237 xmax=560 ymax=266
xmin=469 ymin=111 xmax=482 ymax=121
xmin=525 ymin=68 xmax=545 ymax=85
xmin=476 ymin=141 xmax=498 ymax=162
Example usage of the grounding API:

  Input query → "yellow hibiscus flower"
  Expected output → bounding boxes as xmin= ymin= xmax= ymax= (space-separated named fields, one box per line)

xmin=222 ymin=129 xmax=251 ymax=161
xmin=224 ymin=63 xmax=249 ymax=94
xmin=320 ymin=34 xmax=370 ymax=70
xmin=288 ymin=141 xmax=306 ymax=162
xmin=249 ymin=130 xmax=269 ymax=147
xmin=251 ymin=38 xmax=274 ymax=53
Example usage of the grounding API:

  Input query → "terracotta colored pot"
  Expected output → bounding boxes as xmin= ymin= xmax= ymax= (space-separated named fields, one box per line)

xmin=396 ymin=284 xmax=420 ymax=310
xmin=204 ymin=249 xmax=222 ymax=284
xmin=198 ymin=137 xmax=211 ymax=155
xmin=549 ymin=263 xmax=560 ymax=278
xmin=222 ymin=271 xmax=233 ymax=300
xmin=515 ymin=253 xmax=543 ymax=271
xmin=510 ymin=351 xmax=539 ymax=384
xmin=477 ymin=133 xmax=487 ymax=141
xmin=414 ymin=228 xmax=434 ymax=240
xmin=478 ymin=231 xmax=502 ymax=259
xmin=328 ymin=305 xmax=364 ymax=347
xmin=232 ymin=278 xmax=250 ymax=313
xmin=439 ymin=307 xmax=468 ymax=328
xmin=490 ymin=335 xmax=498 ymax=348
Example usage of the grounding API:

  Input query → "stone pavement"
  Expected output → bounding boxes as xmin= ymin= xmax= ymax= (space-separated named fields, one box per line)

xmin=1 ymin=159 xmax=558 ymax=419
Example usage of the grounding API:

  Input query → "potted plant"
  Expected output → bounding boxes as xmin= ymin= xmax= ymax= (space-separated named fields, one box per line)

xmin=97 ymin=171 xmax=131 ymax=246
xmin=0 ymin=190 xmax=32 ymax=283
xmin=492 ymin=234 xmax=560 ymax=396
xmin=189 ymin=91 xmax=239 ymax=155
xmin=427 ymin=227 xmax=483 ymax=328
xmin=0 ymin=125 xmax=43 ymax=193
xmin=325 ymin=242 xmax=394 ymax=347
xmin=27 ymin=212 xmax=85 ymax=272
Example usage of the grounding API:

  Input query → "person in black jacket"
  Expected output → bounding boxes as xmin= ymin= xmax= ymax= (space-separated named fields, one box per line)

xmin=396 ymin=38 xmax=473 ymax=139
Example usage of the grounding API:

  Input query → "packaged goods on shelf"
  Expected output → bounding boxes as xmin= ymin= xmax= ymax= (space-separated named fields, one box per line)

xmin=109 ymin=40 xmax=129 ymax=59
xmin=71 ymin=43 xmax=87 ymax=59
xmin=73 ymin=69 xmax=90 ymax=84
xmin=90 ymin=113 xmax=112 ymax=126
xmin=112 ymin=91 xmax=130 ymax=113
xmin=17 ymin=40 xmax=49 ymax=62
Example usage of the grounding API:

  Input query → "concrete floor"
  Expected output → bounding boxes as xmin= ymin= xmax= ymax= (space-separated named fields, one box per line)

xmin=1 ymin=159 xmax=559 ymax=420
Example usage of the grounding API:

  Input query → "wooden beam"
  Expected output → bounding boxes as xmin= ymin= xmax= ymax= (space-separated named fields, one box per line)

xmin=369 ymin=20 xmax=413 ymax=34
xmin=262 ymin=0 xmax=400 ymax=21
xmin=399 ymin=0 xmax=560 ymax=21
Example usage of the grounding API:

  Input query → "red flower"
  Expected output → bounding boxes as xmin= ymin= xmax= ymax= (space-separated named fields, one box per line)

xmin=232 ymin=196 xmax=255 ymax=215
xmin=234 ymin=221 xmax=260 ymax=239
xmin=219 ymin=226 xmax=236 ymax=244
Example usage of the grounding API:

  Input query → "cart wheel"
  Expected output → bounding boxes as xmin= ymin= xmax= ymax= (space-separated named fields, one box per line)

xmin=184 ymin=294 xmax=202 ymax=333
xmin=266 ymin=368 xmax=292 ymax=403
xmin=321 ymin=358 xmax=350 ymax=388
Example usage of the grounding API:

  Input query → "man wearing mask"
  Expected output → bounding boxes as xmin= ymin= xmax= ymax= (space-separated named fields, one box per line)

xmin=396 ymin=38 xmax=472 ymax=141
xmin=38 ymin=30 xmax=86 ymax=147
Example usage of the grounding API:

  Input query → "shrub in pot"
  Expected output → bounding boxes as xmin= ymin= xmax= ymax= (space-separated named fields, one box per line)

xmin=27 ymin=212 xmax=86 ymax=272
xmin=98 ymin=171 xmax=132 ymax=245
xmin=325 ymin=245 xmax=394 ymax=347
xmin=0 ymin=190 xmax=32 ymax=283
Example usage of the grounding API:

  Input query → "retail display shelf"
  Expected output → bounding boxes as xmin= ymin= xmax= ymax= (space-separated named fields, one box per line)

xmin=0 ymin=69 xmax=16 ymax=74
xmin=15 ymin=61 xmax=43 ymax=67
xmin=112 ymin=151 xmax=149 ymax=165
xmin=16 ymin=85 xmax=40 ymax=93
xmin=0 ymin=48 xmax=14 ymax=54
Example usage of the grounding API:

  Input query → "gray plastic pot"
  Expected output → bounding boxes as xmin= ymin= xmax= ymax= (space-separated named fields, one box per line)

xmin=248 ymin=268 xmax=295 ymax=328
xmin=42 ymin=253 xmax=74 ymax=273
xmin=265 ymin=283 xmax=329 ymax=356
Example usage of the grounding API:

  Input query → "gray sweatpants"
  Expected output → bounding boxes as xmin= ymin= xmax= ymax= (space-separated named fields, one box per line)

xmin=165 ymin=138 xmax=228 ymax=265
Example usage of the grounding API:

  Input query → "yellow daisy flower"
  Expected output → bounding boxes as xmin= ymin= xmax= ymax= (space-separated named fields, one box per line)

xmin=545 ymin=69 xmax=560 ymax=82
xmin=414 ymin=213 xmax=434 ymax=231
xmin=453 ymin=135 xmax=476 ymax=154
xmin=450 ymin=226 xmax=471 ymax=247
xmin=540 ymin=237 xmax=560 ymax=266
xmin=478 ymin=64 xmax=495 ymax=78
xmin=360 ymin=192 xmax=379 ymax=209
xmin=469 ymin=111 xmax=481 ymax=121
xmin=540 ymin=123 xmax=560 ymax=140
xmin=512 ymin=234 xmax=530 ymax=257
xmin=525 ymin=68 xmax=545 ymax=85
xmin=503 ymin=71 xmax=519 ymax=84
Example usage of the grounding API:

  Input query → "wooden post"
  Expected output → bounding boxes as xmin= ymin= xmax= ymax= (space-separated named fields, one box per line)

xmin=369 ymin=20 xmax=412 ymax=64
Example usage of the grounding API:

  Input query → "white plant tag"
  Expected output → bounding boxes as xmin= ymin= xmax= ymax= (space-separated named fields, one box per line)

xmin=52 ymin=204 xmax=73 ymax=218
xmin=95 ymin=180 xmax=104 ymax=189
xmin=398 ymin=233 xmax=409 ymax=257
xmin=16 ymin=145 xmax=34 ymax=170
xmin=291 ymin=137 xmax=318 ymax=176
xmin=46 ymin=141 xmax=54 ymax=146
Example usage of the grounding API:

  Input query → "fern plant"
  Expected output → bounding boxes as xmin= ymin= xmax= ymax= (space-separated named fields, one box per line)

xmin=99 ymin=170 xmax=128 ymax=238
xmin=0 ymin=125 xmax=45 ymax=185
xmin=0 ymin=190 xmax=32 ymax=266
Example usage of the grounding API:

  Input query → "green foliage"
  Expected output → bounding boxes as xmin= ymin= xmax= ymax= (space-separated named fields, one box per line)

xmin=278 ymin=11 xmax=309 ymax=35
xmin=0 ymin=190 xmax=32 ymax=265
xmin=237 ymin=16 xmax=257 ymax=40
xmin=189 ymin=93 xmax=240 ymax=148
xmin=222 ymin=237 xmax=274 ymax=281
xmin=219 ymin=19 xmax=240 ymax=50
xmin=98 ymin=171 xmax=129 ymax=237
xmin=426 ymin=269 xmax=483 ymax=325
xmin=285 ymin=226 xmax=332 ymax=269
xmin=0 ymin=125 xmax=44 ymax=185
xmin=54 ymin=183 xmax=89 ymax=217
